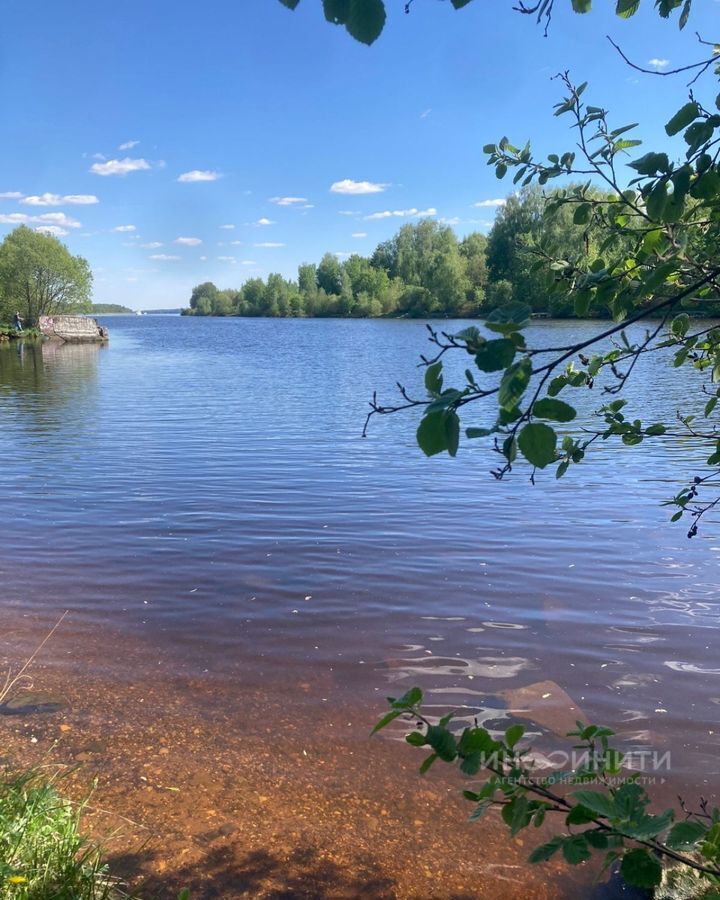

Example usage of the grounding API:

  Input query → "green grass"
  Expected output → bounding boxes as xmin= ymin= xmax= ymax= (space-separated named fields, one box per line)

xmin=0 ymin=767 xmax=119 ymax=899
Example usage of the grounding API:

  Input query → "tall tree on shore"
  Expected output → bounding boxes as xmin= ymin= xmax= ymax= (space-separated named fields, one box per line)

xmin=0 ymin=226 xmax=92 ymax=325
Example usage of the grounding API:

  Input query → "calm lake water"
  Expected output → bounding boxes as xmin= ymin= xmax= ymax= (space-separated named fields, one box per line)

xmin=1 ymin=315 xmax=719 ymax=896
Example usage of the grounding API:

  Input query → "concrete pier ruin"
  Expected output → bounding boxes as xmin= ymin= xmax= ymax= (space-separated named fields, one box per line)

xmin=38 ymin=315 xmax=108 ymax=343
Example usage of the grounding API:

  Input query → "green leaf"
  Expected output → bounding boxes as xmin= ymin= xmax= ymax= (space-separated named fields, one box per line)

xmin=573 ymin=203 xmax=592 ymax=225
xmin=346 ymin=0 xmax=386 ymax=44
xmin=620 ymin=849 xmax=662 ymax=889
xmin=671 ymin=313 xmax=690 ymax=337
xmin=425 ymin=725 xmax=457 ymax=761
xmin=499 ymin=358 xmax=532 ymax=410
xmin=684 ymin=120 xmax=714 ymax=154
xmin=502 ymin=796 xmax=532 ymax=836
xmin=444 ymin=410 xmax=460 ymax=457
xmin=278 ymin=0 xmax=301 ymax=7
xmin=371 ymin=709 xmax=402 ymax=735
xmin=547 ymin=376 xmax=567 ymax=397
xmin=466 ymin=426 xmax=495 ymax=439
xmin=665 ymin=101 xmax=700 ymax=136
xmin=501 ymin=435 xmax=516 ymax=464
xmin=391 ymin=687 xmax=422 ymax=709
xmin=475 ymin=338 xmax=516 ymax=372
xmin=532 ymin=397 xmax=577 ymax=422
xmin=323 ymin=0 xmax=349 ymax=23
xmin=485 ymin=302 xmax=532 ymax=333
xmin=646 ymin=181 xmax=667 ymax=221
xmin=425 ymin=361 xmax=443 ymax=394
xmin=585 ymin=830 xmax=609 ymax=849
xmin=690 ymin=170 xmax=720 ymax=200
xmin=450 ymin=0 xmax=474 ymax=7
xmin=629 ymin=152 xmax=669 ymax=175
xmin=505 ymin=724 xmax=525 ymax=749
xmin=406 ymin=730 xmax=427 ymax=746
xmin=572 ymin=790 xmax=616 ymax=818
xmin=528 ymin=837 xmax=564 ymax=863
xmin=615 ymin=0 xmax=640 ymax=16
xmin=666 ymin=820 xmax=707 ymax=850
xmin=571 ymin=0 xmax=592 ymax=11
xmin=518 ymin=423 xmax=558 ymax=469
xmin=457 ymin=727 xmax=499 ymax=757
xmin=566 ymin=804 xmax=596 ymax=826
xmin=417 ymin=412 xmax=447 ymax=457
xmin=562 ymin=834 xmax=591 ymax=865
xmin=419 ymin=752 xmax=438 ymax=774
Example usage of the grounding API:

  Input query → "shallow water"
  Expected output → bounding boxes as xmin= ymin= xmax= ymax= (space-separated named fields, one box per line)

xmin=1 ymin=316 xmax=718 ymax=896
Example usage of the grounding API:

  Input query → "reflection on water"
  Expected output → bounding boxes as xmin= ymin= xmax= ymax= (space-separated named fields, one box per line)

xmin=0 ymin=315 xmax=719 ymax=790
xmin=0 ymin=340 xmax=101 ymax=435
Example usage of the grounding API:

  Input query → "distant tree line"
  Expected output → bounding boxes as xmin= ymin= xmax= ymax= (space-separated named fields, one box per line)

xmin=91 ymin=303 xmax=134 ymax=315
xmin=182 ymin=185 xmax=719 ymax=320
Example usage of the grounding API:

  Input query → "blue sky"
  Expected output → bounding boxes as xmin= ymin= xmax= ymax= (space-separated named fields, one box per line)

xmin=0 ymin=0 xmax=716 ymax=309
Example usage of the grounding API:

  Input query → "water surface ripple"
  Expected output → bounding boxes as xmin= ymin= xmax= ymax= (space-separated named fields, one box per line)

xmin=1 ymin=316 xmax=719 ymax=783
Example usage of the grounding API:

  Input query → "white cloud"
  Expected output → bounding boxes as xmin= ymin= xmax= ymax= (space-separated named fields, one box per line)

xmin=0 ymin=213 xmax=31 ymax=225
xmin=25 ymin=194 xmax=100 ymax=206
xmin=241 ymin=260 xmax=256 ymax=265
xmin=0 ymin=191 xmax=24 ymax=200
xmin=364 ymin=207 xmax=437 ymax=221
xmin=648 ymin=57 xmax=670 ymax=69
xmin=338 ymin=210 xmax=360 ymax=216
xmin=38 ymin=213 xmax=81 ymax=227
xmin=141 ymin=241 xmax=163 ymax=249
xmin=90 ymin=157 xmax=151 ymax=176
xmin=118 ymin=140 xmax=140 ymax=150
xmin=472 ymin=198 xmax=507 ymax=208
xmin=334 ymin=251 xmax=352 ymax=259
xmin=60 ymin=195 xmax=99 ymax=205
xmin=174 ymin=236 xmax=202 ymax=246
xmin=200 ymin=255 xmax=208 ymax=261
xmin=150 ymin=254 xmax=181 ymax=261
xmin=269 ymin=196 xmax=308 ymax=206
xmin=255 ymin=217 xmax=274 ymax=226
xmin=217 ymin=256 xmax=236 ymax=262
xmin=330 ymin=179 xmax=388 ymax=195
xmin=420 ymin=108 xmax=432 ymax=119
xmin=229 ymin=240 xmax=243 ymax=245
xmin=113 ymin=224 xmax=136 ymax=232
xmin=177 ymin=169 xmax=221 ymax=183
xmin=351 ymin=232 xmax=368 ymax=238
xmin=35 ymin=225 xmax=69 ymax=237
xmin=22 ymin=193 xmax=99 ymax=206
xmin=219 ymin=224 xmax=235 ymax=230
xmin=439 ymin=217 xmax=460 ymax=226
xmin=253 ymin=241 xmax=285 ymax=248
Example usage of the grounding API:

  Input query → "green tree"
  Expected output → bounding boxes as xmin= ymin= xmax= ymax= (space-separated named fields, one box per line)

xmin=240 ymin=278 xmax=266 ymax=316
xmin=0 ymin=226 xmax=92 ymax=325
xmin=459 ymin=232 xmax=488 ymax=310
xmin=316 ymin=252 xmax=344 ymax=295
xmin=187 ymin=282 xmax=221 ymax=317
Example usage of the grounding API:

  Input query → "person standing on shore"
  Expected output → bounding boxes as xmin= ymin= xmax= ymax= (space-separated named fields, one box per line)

xmin=13 ymin=311 xmax=23 ymax=332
